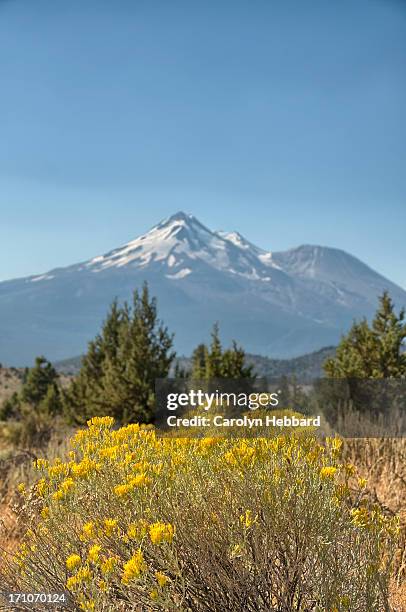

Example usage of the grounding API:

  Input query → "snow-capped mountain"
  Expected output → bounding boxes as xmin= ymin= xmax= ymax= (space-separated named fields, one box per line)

xmin=0 ymin=212 xmax=405 ymax=365
xmin=83 ymin=212 xmax=275 ymax=281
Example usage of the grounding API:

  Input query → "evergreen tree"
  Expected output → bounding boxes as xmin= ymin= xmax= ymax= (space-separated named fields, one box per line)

xmin=221 ymin=341 xmax=254 ymax=378
xmin=191 ymin=344 xmax=209 ymax=379
xmin=64 ymin=283 xmax=175 ymax=424
xmin=190 ymin=325 xmax=255 ymax=380
xmin=321 ymin=292 xmax=406 ymax=424
xmin=0 ymin=391 xmax=20 ymax=420
xmin=207 ymin=323 xmax=223 ymax=378
xmin=0 ymin=356 xmax=62 ymax=440
xmin=38 ymin=383 xmax=62 ymax=417
xmin=63 ymin=299 xmax=126 ymax=421
xmin=324 ymin=292 xmax=406 ymax=378
xmin=21 ymin=356 xmax=60 ymax=408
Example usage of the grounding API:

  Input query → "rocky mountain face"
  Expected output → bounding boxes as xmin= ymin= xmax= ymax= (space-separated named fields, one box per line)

xmin=0 ymin=212 xmax=405 ymax=365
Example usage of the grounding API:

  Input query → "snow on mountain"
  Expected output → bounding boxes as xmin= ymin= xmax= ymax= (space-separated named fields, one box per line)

xmin=272 ymin=244 xmax=404 ymax=307
xmin=0 ymin=211 xmax=405 ymax=365
xmin=83 ymin=212 xmax=277 ymax=282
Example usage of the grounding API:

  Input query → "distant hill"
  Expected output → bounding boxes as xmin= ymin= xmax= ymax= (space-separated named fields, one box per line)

xmin=175 ymin=346 xmax=336 ymax=382
xmin=55 ymin=346 xmax=336 ymax=381
xmin=54 ymin=355 xmax=84 ymax=376
xmin=247 ymin=346 xmax=336 ymax=380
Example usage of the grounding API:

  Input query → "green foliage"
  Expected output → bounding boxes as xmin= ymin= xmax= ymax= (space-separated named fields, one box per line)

xmin=0 ymin=357 xmax=62 ymax=422
xmin=190 ymin=344 xmax=209 ymax=379
xmin=207 ymin=322 xmax=223 ymax=377
xmin=63 ymin=283 xmax=175 ymax=425
xmin=21 ymin=357 xmax=60 ymax=410
xmin=0 ymin=356 xmax=62 ymax=448
xmin=324 ymin=292 xmax=406 ymax=378
xmin=0 ymin=392 xmax=21 ymax=421
xmin=190 ymin=324 xmax=254 ymax=380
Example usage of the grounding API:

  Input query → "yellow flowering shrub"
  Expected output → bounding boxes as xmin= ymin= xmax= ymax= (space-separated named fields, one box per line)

xmin=0 ymin=417 xmax=399 ymax=611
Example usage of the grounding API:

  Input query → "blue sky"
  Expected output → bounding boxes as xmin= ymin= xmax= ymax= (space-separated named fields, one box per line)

xmin=0 ymin=0 xmax=405 ymax=287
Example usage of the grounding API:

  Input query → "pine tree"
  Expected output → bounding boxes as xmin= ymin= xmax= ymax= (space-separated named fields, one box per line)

xmin=190 ymin=325 xmax=255 ymax=380
xmin=64 ymin=283 xmax=175 ymax=424
xmin=38 ymin=384 xmax=62 ymax=417
xmin=0 ymin=392 xmax=21 ymax=420
xmin=221 ymin=341 xmax=254 ymax=378
xmin=371 ymin=292 xmax=406 ymax=376
xmin=207 ymin=323 xmax=223 ymax=378
xmin=191 ymin=344 xmax=209 ymax=379
xmin=0 ymin=356 xmax=62 ymax=446
xmin=63 ymin=299 xmax=126 ymax=422
xmin=322 ymin=292 xmax=405 ymax=423
xmin=324 ymin=292 xmax=406 ymax=378
xmin=21 ymin=356 xmax=61 ymax=411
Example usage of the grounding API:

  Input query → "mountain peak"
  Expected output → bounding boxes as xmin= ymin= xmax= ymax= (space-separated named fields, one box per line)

xmin=157 ymin=211 xmax=196 ymax=227
xmin=84 ymin=212 xmax=276 ymax=280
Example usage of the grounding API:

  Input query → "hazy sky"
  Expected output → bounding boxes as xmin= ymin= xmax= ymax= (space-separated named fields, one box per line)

xmin=1 ymin=0 xmax=405 ymax=287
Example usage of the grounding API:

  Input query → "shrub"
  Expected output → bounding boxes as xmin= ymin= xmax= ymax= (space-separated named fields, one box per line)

xmin=1 ymin=418 xmax=399 ymax=611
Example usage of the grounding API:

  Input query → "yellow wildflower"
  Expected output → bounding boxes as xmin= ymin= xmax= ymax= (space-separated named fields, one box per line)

xmin=71 ymin=458 xmax=99 ymax=479
xmin=36 ymin=479 xmax=47 ymax=497
xmin=149 ymin=522 xmax=175 ymax=545
xmin=351 ymin=507 xmax=370 ymax=528
xmin=33 ymin=458 xmax=49 ymax=470
xmin=320 ymin=466 xmax=337 ymax=479
xmin=122 ymin=550 xmax=146 ymax=584
xmin=87 ymin=416 xmax=115 ymax=429
xmin=101 ymin=556 xmax=118 ymax=575
xmin=127 ymin=520 xmax=148 ymax=540
xmin=61 ymin=478 xmax=75 ymax=494
xmin=104 ymin=518 xmax=118 ymax=536
xmin=345 ymin=463 xmax=356 ymax=476
xmin=66 ymin=575 xmax=78 ymax=591
xmin=239 ymin=509 xmax=255 ymax=529
xmin=66 ymin=554 xmax=81 ymax=572
xmin=79 ymin=598 xmax=95 ymax=612
xmin=76 ymin=566 xmax=92 ymax=583
xmin=114 ymin=483 xmax=131 ymax=497
xmin=88 ymin=545 xmax=101 ymax=563
xmin=80 ymin=521 xmax=96 ymax=541
xmin=327 ymin=437 xmax=342 ymax=455
xmin=156 ymin=571 xmax=169 ymax=587
xmin=41 ymin=506 xmax=50 ymax=519
xmin=100 ymin=445 xmax=121 ymax=460
xmin=129 ymin=472 xmax=151 ymax=487
xmin=150 ymin=589 xmax=159 ymax=601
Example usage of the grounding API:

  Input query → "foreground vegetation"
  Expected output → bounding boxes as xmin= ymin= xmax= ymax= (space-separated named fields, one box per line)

xmin=0 ymin=417 xmax=402 ymax=611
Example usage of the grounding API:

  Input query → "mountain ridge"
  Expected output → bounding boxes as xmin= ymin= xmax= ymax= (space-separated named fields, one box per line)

xmin=0 ymin=211 xmax=405 ymax=365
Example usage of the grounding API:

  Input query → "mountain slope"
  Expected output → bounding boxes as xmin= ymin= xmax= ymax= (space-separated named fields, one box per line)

xmin=0 ymin=212 xmax=405 ymax=365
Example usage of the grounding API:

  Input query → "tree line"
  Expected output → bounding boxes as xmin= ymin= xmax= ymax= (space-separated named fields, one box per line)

xmin=1 ymin=284 xmax=405 ymax=442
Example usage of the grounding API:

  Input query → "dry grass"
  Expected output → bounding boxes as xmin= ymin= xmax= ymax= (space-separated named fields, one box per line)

xmin=0 ymin=366 xmax=24 ymax=406
xmin=343 ymin=439 xmax=406 ymax=610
